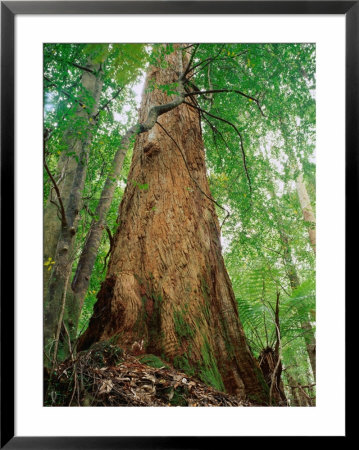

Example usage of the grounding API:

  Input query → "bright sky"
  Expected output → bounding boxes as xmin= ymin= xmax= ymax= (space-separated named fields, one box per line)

xmin=113 ymin=74 xmax=146 ymax=124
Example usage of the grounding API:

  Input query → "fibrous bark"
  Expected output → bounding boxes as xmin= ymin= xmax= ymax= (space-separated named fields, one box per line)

xmin=258 ymin=347 xmax=287 ymax=405
xmin=79 ymin=47 xmax=268 ymax=403
xmin=70 ymin=58 xmax=186 ymax=335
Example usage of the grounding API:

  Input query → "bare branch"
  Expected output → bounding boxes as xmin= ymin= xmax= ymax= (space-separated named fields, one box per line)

xmin=94 ymin=88 xmax=123 ymax=119
xmin=103 ymin=225 xmax=114 ymax=272
xmin=288 ymin=383 xmax=316 ymax=389
xmin=44 ymin=75 xmax=85 ymax=109
xmin=182 ymin=43 xmax=200 ymax=78
xmin=183 ymin=101 xmax=252 ymax=193
xmin=185 ymin=45 xmax=225 ymax=78
xmin=43 ymin=135 xmax=68 ymax=228
xmin=44 ymin=76 xmax=75 ymax=101
xmin=70 ymin=61 xmax=94 ymax=74
xmin=184 ymin=88 xmax=266 ymax=117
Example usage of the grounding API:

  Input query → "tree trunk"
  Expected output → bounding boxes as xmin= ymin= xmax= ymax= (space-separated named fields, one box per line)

xmin=79 ymin=47 xmax=268 ymax=403
xmin=69 ymin=147 xmax=127 ymax=331
xmin=258 ymin=347 xmax=287 ymax=405
xmin=266 ymin=165 xmax=316 ymax=383
xmin=43 ymin=66 xmax=100 ymax=298
xmin=281 ymin=233 xmax=316 ymax=380
xmin=44 ymin=62 xmax=103 ymax=365
xmin=70 ymin=51 xmax=186 ymax=338
xmin=286 ymin=372 xmax=301 ymax=406
xmin=296 ymin=173 xmax=316 ymax=254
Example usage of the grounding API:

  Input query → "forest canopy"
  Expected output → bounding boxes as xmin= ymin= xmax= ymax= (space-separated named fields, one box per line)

xmin=44 ymin=43 xmax=316 ymax=407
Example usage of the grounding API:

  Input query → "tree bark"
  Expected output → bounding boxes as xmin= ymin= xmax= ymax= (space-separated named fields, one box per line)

xmin=44 ymin=61 xmax=104 ymax=365
xmin=258 ymin=347 xmax=287 ymax=405
xmin=79 ymin=47 xmax=268 ymax=403
xmin=281 ymin=233 xmax=316 ymax=380
xmin=43 ymin=66 xmax=100 ymax=299
xmin=296 ymin=173 xmax=316 ymax=254
xmin=69 ymin=146 xmax=127 ymax=320
xmin=265 ymin=161 xmax=316 ymax=382
xmin=286 ymin=372 xmax=302 ymax=406
xmin=69 ymin=56 xmax=187 ymax=338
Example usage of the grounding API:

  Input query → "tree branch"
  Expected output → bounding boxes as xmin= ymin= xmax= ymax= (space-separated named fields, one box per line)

xmin=93 ymin=88 xmax=123 ymax=119
xmin=43 ymin=135 xmax=68 ymax=228
xmin=182 ymin=43 xmax=200 ymax=78
xmin=184 ymin=89 xmax=266 ymax=117
xmin=289 ymin=383 xmax=315 ymax=389
xmin=46 ymin=54 xmax=95 ymax=74
xmin=44 ymin=75 xmax=75 ymax=100
xmin=44 ymin=75 xmax=84 ymax=109
xmin=103 ymin=225 xmax=114 ymax=271
xmin=186 ymin=47 xmax=248 ymax=81
xmin=266 ymin=291 xmax=283 ymax=406
xmin=185 ymin=45 xmax=225 ymax=78
xmin=70 ymin=61 xmax=94 ymax=74
xmin=183 ymin=101 xmax=252 ymax=193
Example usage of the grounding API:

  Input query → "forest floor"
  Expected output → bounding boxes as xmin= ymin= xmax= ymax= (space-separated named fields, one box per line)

xmin=45 ymin=342 xmax=250 ymax=407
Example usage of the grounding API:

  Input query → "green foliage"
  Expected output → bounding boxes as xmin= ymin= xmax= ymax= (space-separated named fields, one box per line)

xmin=174 ymin=308 xmax=195 ymax=340
xmin=89 ymin=341 xmax=124 ymax=368
xmin=44 ymin=43 xmax=316 ymax=397
xmin=173 ymin=354 xmax=196 ymax=377
xmin=138 ymin=354 xmax=169 ymax=369
xmin=198 ymin=337 xmax=225 ymax=392
xmin=44 ymin=43 xmax=146 ymax=336
xmin=189 ymin=43 xmax=316 ymax=392
xmin=132 ymin=180 xmax=149 ymax=191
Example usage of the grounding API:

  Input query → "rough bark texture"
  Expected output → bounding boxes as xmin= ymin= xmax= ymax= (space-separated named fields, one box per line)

xmin=70 ymin=56 xmax=186 ymax=336
xmin=79 ymin=47 xmax=268 ymax=403
xmin=44 ymin=62 xmax=103 ymax=364
xmin=296 ymin=173 xmax=316 ymax=254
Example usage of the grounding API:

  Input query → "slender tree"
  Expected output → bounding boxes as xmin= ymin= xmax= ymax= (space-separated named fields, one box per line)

xmin=44 ymin=56 xmax=104 ymax=366
xmin=43 ymin=55 xmax=102 ymax=299
xmin=296 ymin=173 xmax=316 ymax=253
xmin=265 ymin=155 xmax=316 ymax=381
xmin=44 ymin=44 xmax=148 ymax=363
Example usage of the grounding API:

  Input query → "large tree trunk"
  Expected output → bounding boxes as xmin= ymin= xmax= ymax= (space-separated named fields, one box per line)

xmin=296 ymin=173 xmax=316 ymax=254
xmin=44 ymin=61 xmax=103 ymax=365
xmin=79 ymin=47 xmax=268 ymax=403
xmin=70 ymin=52 xmax=186 ymax=339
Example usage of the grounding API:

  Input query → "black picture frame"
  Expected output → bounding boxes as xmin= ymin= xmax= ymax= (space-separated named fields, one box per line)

xmin=1 ymin=1 xmax=352 ymax=447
